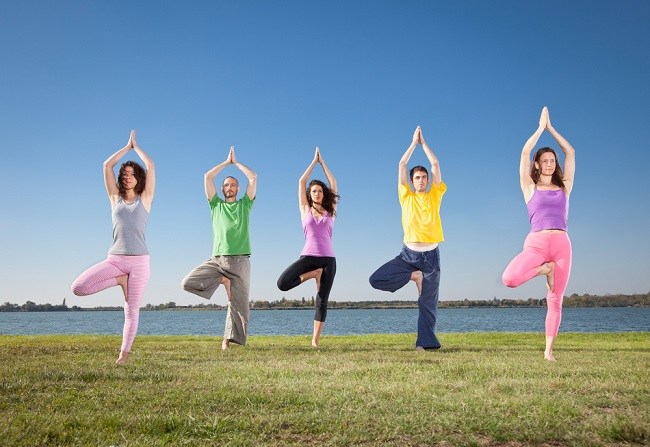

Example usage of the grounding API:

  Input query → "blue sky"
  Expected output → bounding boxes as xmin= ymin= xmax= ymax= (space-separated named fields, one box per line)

xmin=1 ymin=0 xmax=648 ymax=307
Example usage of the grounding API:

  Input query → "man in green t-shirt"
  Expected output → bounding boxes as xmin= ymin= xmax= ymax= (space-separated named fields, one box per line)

xmin=182 ymin=146 xmax=257 ymax=350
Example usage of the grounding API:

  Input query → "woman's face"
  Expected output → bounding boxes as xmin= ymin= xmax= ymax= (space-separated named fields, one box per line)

xmin=310 ymin=184 xmax=324 ymax=205
xmin=121 ymin=166 xmax=137 ymax=190
xmin=535 ymin=152 xmax=556 ymax=176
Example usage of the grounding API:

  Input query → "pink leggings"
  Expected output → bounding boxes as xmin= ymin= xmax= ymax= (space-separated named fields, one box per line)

xmin=71 ymin=254 xmax=150 ymax=352
xmin=502 ymin=232 xmax=572 ymax=336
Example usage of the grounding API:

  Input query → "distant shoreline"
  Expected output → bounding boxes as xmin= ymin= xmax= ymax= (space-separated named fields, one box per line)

xmin=3 ymin=292 xmax=648 ymax=312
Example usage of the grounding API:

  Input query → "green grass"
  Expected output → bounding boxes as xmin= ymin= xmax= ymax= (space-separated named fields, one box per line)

xmin=1 ymin=333 xmax=648 ymax=446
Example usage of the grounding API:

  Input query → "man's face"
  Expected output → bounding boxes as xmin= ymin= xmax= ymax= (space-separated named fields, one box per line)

xmin=222 ymin=177 xmax=239 ymax=200
xmin=411 ymin=171 xmax=429 ymax=192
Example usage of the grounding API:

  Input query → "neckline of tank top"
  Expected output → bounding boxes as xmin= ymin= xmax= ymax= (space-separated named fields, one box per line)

xmin=121 ymin=196 xmax=139 ymax=205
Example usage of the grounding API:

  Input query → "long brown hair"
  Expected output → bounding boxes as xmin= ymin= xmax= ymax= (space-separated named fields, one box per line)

xmin=117 ymin=161 xmax=146 ymax=199
xmin=531 ymin=147 xmax=565 ymax=189
xmin=307 ymin=179 xmax=340 ymax=217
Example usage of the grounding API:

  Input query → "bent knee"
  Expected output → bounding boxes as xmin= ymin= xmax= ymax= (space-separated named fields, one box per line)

xmin=501 ymin=274 xmax=517 ymax=288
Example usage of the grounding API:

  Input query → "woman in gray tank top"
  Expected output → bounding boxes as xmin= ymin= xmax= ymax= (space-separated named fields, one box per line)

xmin=71 ymin=130 xmax=155 ymax=365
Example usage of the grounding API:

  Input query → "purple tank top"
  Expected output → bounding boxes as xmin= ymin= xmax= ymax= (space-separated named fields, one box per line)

xmin=527 ymin=188 xmax=569 ymax=232
xmin=300 ymin=210 xmax=335 ymax=257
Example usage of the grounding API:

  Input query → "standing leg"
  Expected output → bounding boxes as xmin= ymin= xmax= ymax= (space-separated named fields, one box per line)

xmin=223 ymin=256 xmax=251 ymax=347
xmin=544 ymin=234 xmax=572 ymax=361
xmin=117 ymin=255 xmax=150 ymax=364
xmin=312 ymin=257 xmax=336 ymax=347
xmin=415 ymin=248 xmax=442 ymax=349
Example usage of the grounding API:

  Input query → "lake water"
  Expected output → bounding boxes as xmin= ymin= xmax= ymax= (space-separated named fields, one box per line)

xmin=1 ymin=307 xmax=648 ymax=336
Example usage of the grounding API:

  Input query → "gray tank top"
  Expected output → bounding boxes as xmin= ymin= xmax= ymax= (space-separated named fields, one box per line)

xmin=108 ymin=196 xmax=149 ymax=255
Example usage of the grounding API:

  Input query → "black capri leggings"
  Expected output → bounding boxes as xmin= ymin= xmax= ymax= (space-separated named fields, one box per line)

xmin=277 ymin=256 xmax=337 ymax=322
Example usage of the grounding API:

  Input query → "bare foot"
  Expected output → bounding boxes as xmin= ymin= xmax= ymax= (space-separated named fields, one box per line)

xmin=539 ymin=262 xmax=555 ymax=292
xmin=116 ymin=275 xmax=129 ymax=302
xmin=116 ymin=351 xmax=129 ymax=365
xmin=544 ymin=352 xmax=556 ymax=362
xmin=411 ymin=271 xmax=423 ymax=295
xmin=221 ymin=277 xmax=231 ymax=301
xmin=221 ymin=339 xmax=230 ymax=351
xmin=300 ymin=268 xmax=323 ymax=291
xmin=312 ymin=320 xmax=324 ymax=348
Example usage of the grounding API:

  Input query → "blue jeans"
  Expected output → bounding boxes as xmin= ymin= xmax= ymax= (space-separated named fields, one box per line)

xmin=369 ymin=245 xmax=441 ymax=349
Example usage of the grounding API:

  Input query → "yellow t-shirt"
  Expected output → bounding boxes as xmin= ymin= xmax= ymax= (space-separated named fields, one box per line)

xmin=398 ymin=182 xmax=446 ymax=244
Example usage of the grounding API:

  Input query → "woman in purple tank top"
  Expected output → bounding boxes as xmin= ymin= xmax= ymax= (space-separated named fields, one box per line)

xmin=277 ymin=147 xmax=339 ymax=347
xmin=502 ymin=107 xmax=576 ymax=361
xmin=71 ymin=130 xmax=155 ymax=365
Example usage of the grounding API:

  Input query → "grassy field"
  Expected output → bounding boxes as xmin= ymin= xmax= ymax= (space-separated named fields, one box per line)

xmin=1 ymin=333 xmax=648 ymax=446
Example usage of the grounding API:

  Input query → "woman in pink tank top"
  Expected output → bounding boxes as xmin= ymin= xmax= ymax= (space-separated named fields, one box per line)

xmin=277 ymin=147 xmax=339 ymax=347
xmin=502 ymin=107 xmax=576 ymax=361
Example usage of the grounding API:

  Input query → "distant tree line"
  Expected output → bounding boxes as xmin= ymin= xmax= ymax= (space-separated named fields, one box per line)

xmin=2 ymin=292 xmax=648 ymax=312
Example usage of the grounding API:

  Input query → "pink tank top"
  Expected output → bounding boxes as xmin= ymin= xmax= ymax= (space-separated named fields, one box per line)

xmin=527 ymin=188 xmax=569 ymax=232
xmin=300 ymin=210 xmax=335 ymax=257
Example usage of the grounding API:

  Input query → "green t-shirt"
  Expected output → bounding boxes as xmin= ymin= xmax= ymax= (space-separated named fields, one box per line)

xmin=210 ymin=194 xmax=254 ymax=256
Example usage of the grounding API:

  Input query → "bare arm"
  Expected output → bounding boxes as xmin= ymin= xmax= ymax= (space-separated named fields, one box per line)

xmin=204 ymin=147 xmax=233 ymax=202
xmin=317 ymin=148 xmax=337 ymax=213
xmin=103 ymin=131 xmax=136 ymax=208
xmin=520 ymin=107 xmax=548 ymax=202
xmin=419 ymin=128 xmax=441 ymax=185
xmin=546 ymin=110 xmax=576 ymax=196
xmin=299 ymin=148 xmax=320 ymax=217
xmin=399 ymin=126 xmax=421 ymax=186
xmin=130 ymin=131 xmax=155 ymax=211
xmin=230 ymin=148 xmax=257 ymax=200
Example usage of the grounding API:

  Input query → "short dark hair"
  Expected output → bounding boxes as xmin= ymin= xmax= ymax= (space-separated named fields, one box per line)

xmin=409 ymin=165 xmax=428 ymax=182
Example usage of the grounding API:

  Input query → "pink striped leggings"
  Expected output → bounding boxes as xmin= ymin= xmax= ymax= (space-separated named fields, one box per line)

xmin=502 ymin=232 xmax=572 ymax=336
xmin=71 ymin=254 xmax=150 ymax=352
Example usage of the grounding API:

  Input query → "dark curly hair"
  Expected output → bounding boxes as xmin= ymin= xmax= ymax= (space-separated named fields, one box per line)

xmin=117 ymin=161 xmax=146 ymax=199
xmin=306 ymin=179 xmax=339 ymax=217
xmin=531 ymin=147 xmax=565 ymax=189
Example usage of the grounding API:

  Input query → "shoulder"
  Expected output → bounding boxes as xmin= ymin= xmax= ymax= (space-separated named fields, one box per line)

xmin=209 ymin=195 xmax=224 ymax=207
xmin=429 ymin=181 xmax=447 ymax=194
xmin=398 ymin=182 xmax=412 ymax=198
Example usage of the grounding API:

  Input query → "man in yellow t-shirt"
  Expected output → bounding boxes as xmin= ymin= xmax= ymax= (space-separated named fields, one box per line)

xmin=369 ymin=126 xmax=446 ymax=350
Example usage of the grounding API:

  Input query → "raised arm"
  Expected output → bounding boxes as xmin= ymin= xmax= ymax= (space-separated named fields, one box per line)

xmin=204 ymin=147 xmax=233 ymax=202
xmin=317 ymin=148 xmax=337 ymax=194
xmin=399 ymin=126 xmax=421 ymax=186
xmin=130 ymin=131 xmax=155 ymax=211
xmin=299 ymin=148 xmax=320 ymax=216
xmin=103 ymin=131 xmax=135 ymax=208
xmin=317 ymin=148 xmax=337 ymax=214
xmin=231 ymin=148 xmax=257 ymax=200
xmin=419 ymin=127 xmax=441 ymax=185
xmin=520 ymin=107 xmax=548 ymax=202
xmin=546 ymin=110 xmax=576 ymax=196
